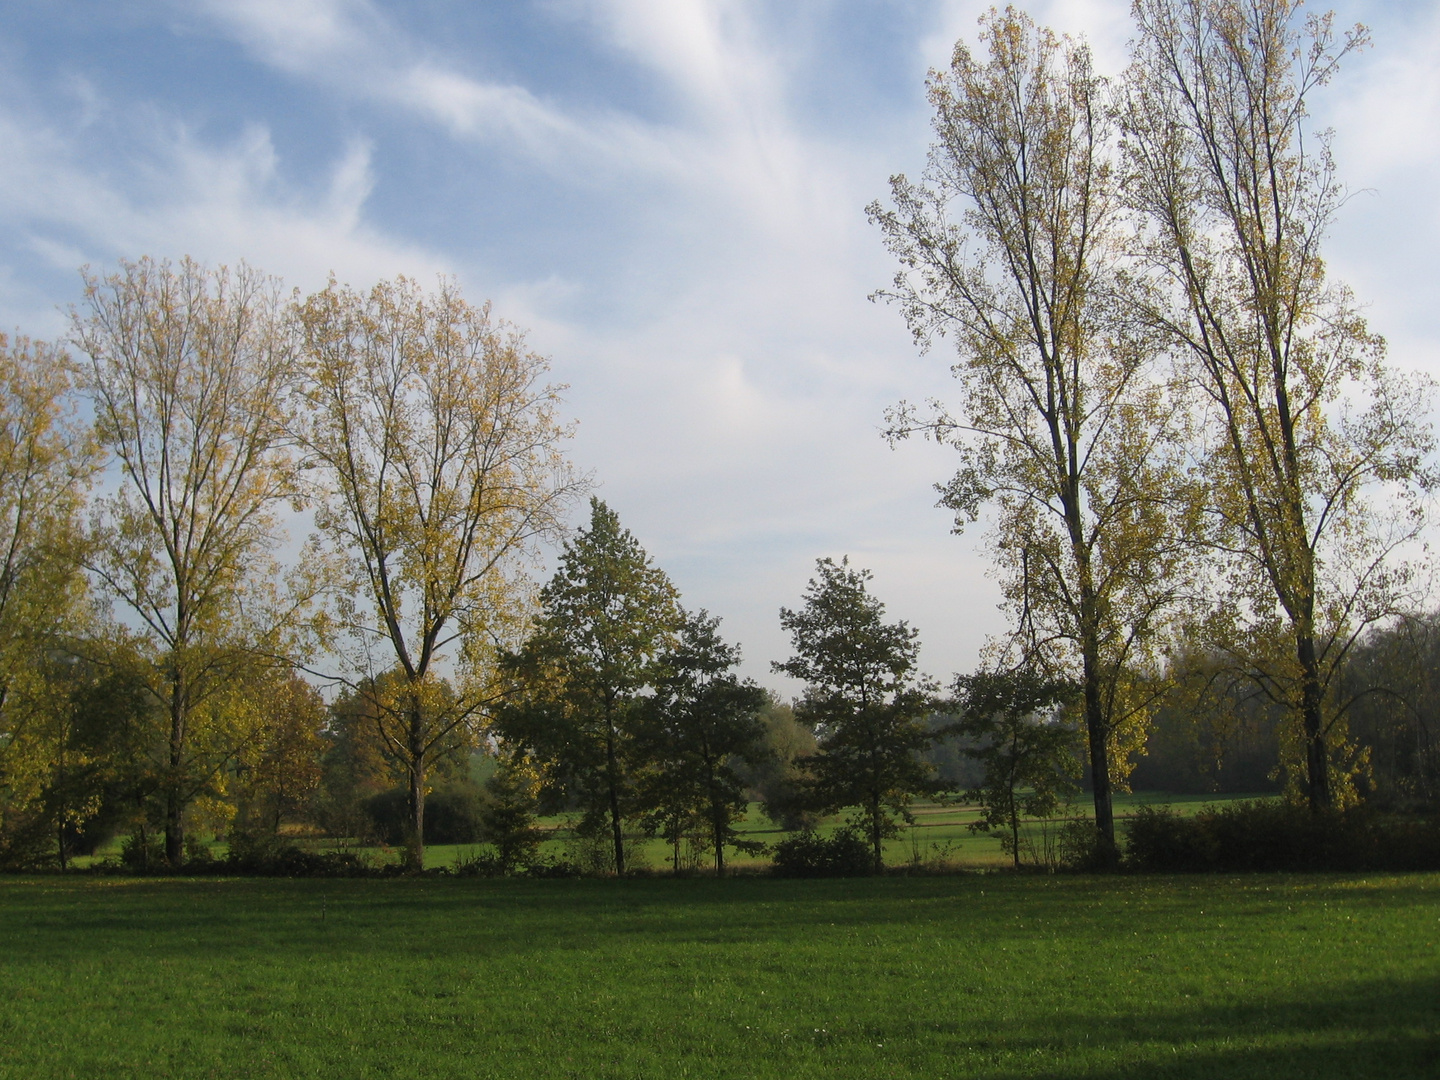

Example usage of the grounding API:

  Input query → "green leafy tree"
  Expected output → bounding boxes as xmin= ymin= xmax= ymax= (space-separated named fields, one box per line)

xmin=57 ymin=654 xmax=159 ymax=865
xmin=636 ymin=610 xmax=767 ymax=875
xmin=231 ymin=672 xmax=327 ymax=837
xmin=317 ymin=676 xmax=408 ymax=843
xmin=774 ymin=558 xmax=938 ymax=872
xmin=477 ymin=759 xmax=545 ymax=873
xmin=1122 ymin=0 xmax=1436 ymax=809
xmin=494 ymin=499 xmax=682 ymax=874
xmin=954 ymin=670 xmax=1081 ymax=868
xmin=872 ymin=8 xmax=1188 ymax=862
xmin=741 ymin=693 xmax=818 ymax=831
xmin=1340 ymin=614 xmax=1440 ymax=807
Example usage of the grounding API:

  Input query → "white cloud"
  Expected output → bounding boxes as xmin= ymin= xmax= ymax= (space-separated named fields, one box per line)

xmin=0 ymin=98 xmax=446 ymax=330
xmin=186 ymin=0 xmax=686 ymax=180
xmin=1331 ymin=7 xmax=1440 ymax=179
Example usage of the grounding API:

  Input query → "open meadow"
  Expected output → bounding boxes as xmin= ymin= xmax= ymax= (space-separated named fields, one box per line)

xmin=1 ymin=871 xmax=1436 ymax=1079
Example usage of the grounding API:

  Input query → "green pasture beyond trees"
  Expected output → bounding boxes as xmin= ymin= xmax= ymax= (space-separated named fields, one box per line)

xmin=1 ymin=874 xmax=1436 ymax=1080
xmin=70 ymin=792 xmax=1264 ymax=872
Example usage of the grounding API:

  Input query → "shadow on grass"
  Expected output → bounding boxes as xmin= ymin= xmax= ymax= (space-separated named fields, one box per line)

xmin=989 ymin=971 xmax=1440 ymax=1079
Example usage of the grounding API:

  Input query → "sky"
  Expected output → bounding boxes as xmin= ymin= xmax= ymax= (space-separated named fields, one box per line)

xmin=0 ymin=0 xmax=1437 ymax=693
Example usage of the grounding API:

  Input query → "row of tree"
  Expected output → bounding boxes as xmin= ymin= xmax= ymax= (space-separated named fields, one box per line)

xmin=872 ymin=0 xmax=1437 ymax=862
xmin=0 ymin=254 xmax=960 ymax=874
xmin=3 ymin=0 xmax=1437 ymax=876
xmin=0 ymin=261 xmax=583 ymax=869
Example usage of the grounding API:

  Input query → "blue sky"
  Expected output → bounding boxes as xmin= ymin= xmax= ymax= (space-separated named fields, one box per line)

xmin=1 ymin=0 xmax=1437 ymax=691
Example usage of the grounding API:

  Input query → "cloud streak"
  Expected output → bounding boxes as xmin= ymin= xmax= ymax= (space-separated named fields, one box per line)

xmin=0 ymin=0 xmax=1433 ymax=689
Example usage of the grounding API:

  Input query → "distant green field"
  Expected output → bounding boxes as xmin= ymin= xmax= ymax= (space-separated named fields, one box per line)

xmin=1 ymin=872 xmax=1435 ymax=1079
xmin=426 ymin=791 xmax=1279 ymax=872
xmin=72 ymin=791 xmax=1279 ymax=872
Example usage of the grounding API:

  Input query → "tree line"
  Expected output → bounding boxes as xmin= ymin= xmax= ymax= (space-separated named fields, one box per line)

xmin=0 ymin=262 xmax=583 ymax=870
xmin=0 ymin=254 xmax=950 ymax=875
xmin=1 ymin=0 xmax=1437 ymax=876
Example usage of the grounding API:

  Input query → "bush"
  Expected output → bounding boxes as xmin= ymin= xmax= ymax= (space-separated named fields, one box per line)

xmin=1056 ymin=818 xmax=1111 ymax=872
xmin=361 ymin=785 xmax=485 ymax=846
xmin=0 ymin=808 xmax=58 ymax=870
xmin=119 ymin=831 xmax=165 ymax=872
xmin=771 ymin=828 xmax=873 ymax=877
xmin=223 ymin=832 xmax=374 ymax=877
xmin=1121 ymin=800 xmax=1440 ymax=873
xmin=1123 ymin=805 xmax=1218 ymax=872
xmin=450 ymin=848 xmax=581 ymax=878
xmin=478 ymin=796 xmax=543 ymax=873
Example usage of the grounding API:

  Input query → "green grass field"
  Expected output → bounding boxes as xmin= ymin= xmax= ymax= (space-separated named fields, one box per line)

xmin=2 ymin=871 xmax=1435 ymax=1079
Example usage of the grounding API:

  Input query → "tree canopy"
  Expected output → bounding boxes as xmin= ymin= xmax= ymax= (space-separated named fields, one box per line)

xmin=775 ymin=557 xmax=938 ymax=872
xmin=493 ymin=498 xmax=682 ymax=875
xmin=293 ymin=274 xmax=582 ymax=869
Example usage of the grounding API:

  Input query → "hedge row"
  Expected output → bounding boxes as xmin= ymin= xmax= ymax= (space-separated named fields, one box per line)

xmin=1122 ymin=800 xmax=1440 ymax=873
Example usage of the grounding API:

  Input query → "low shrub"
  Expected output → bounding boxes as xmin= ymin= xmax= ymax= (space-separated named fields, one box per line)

xmin=361 ymin=785 xmax=486 ymax=846
xmin=119 ymin=831 xmax=166 ymax=872
xmin=478 ymin=800 xmax=544 ymax=872
xmin=1122 ymin=800 xmax=1440 ymax=873
xmin=222 ymin=832 xmax=376 ymax=877
xmin=1056 ymin=818 xmax=1112 ymax=872
xmin=0 ymin=808 xmax=57 ymax=870
xmin=1123 ymin=805 xmax=1219 ymax=872
xmin=771 ymin=828 xmax=873 ymax=877
xmin=451 ymin=848 xmax=582 ymax=878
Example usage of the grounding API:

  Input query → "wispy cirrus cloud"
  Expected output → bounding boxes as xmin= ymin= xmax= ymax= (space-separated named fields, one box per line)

xmin=7 ymin=0 xmax=1430 ymax=688
xmin=183 ymin=0 xmax=687 ymax=178
xmin=0 ymin=93 xmax=445 ymax=332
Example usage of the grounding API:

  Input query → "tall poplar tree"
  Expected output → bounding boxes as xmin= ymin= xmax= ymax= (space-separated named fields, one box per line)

xmin=1122 ymin=0 xmax=1435 ymax=809
xmin=0 ymin=333 xmax=97 ymax=866
xmin=294 ymin=275 xmax=580 ymax=870
xmin=72 ymin=257 xmax=303 ymax=866
xmin=871 ymin=8 xmax=1187 ymax=858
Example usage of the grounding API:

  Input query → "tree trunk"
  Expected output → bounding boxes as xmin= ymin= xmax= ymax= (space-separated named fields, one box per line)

xmin=165 ymin=789 xmax=184 ymax=867
xmin=1010 ymin=804 xmax=1020 ymax=870
xmin=407 ymin=758 xmax=426 ymax=872
xmin=605 ymin=715 xmax=625 ymax=875
xmin=1082 ymin=643 xmax=1117 ymax=867
xmin=704 ymin=760 xmax=726 ymax=876
xmin=1008 ymin=734 xmax=1021 ymax=869
xmin=166 ymin=674 xmax=186 ymax=867
xmin=1064 ymin=469 xmax=1117 ymax=867
xmin=136 ymin=799 xmax=150 ymax=872
xmin=711 ymin=794 xmax=726 ymax=877
xmin=406 ymin=695 xmax=427 ymax=872
xmin=1297 ymin=632 xmax=1331 ymax=812
xmin=870 ymin=791 xmax=884 ymax=873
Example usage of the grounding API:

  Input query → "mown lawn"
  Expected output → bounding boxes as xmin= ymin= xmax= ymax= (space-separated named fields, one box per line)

xmin=1 ymin=872 xmax=1436 ymax=1079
